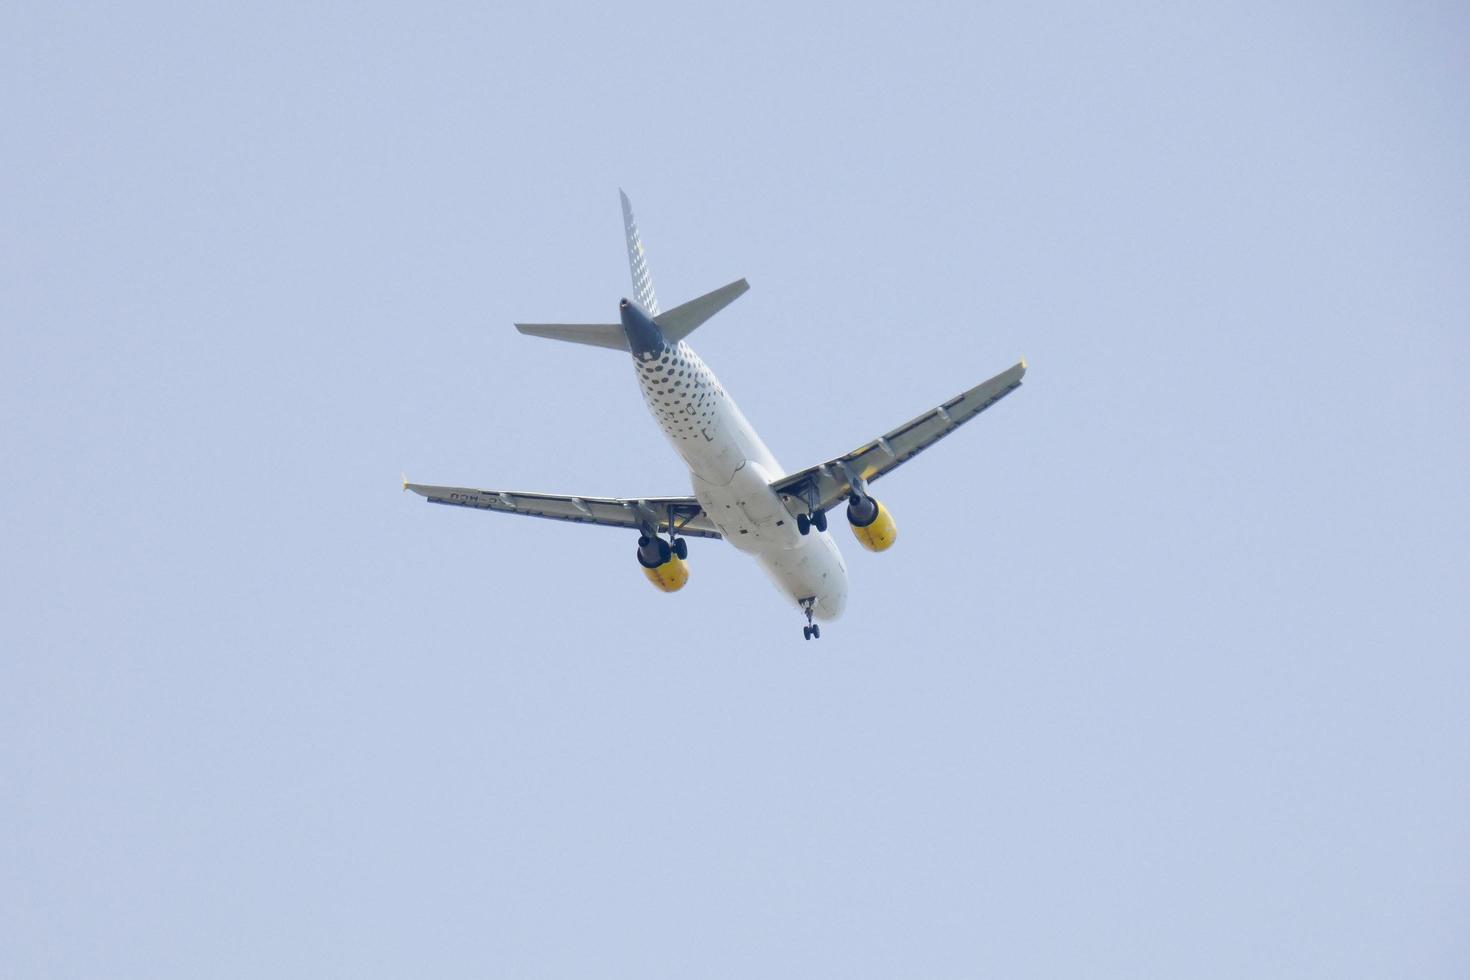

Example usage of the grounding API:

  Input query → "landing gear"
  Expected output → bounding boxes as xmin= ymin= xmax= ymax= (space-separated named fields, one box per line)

xmin=799 ymin=597 xmax=821 ymax=640
xmin=790 ymin=473 xmax=828 ymax=536
xmin=672 ymin=536 xmax=688 ymax=560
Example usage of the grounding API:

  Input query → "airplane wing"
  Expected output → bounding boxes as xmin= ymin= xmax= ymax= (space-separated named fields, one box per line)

xmin=403 ymin=483 xmax=723 ymax=539
xmin=769 ymin=360 xmax=1027 ymax=511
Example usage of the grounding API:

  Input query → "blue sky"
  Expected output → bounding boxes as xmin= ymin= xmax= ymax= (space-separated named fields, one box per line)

xmin=3 ymin=2 xmax=1467 ymax=977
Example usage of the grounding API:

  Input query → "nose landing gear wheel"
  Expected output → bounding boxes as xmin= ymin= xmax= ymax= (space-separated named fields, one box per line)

xmin=797 ymin=513 xmax=811 ymax=535
xmin=798 ymin=597 xmax=821 ymax=640
xmin=811 ymin=509 xmax=828 ymax=532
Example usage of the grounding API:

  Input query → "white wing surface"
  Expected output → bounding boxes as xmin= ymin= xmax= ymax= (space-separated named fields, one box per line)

xmin=404 ymin=483 xmax=722 ymax=539
xmin=770 ymin=360 xmax=1027 ymax=511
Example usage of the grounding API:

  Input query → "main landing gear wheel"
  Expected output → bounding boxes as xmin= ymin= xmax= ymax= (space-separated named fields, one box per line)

xmin=672 ymin=537 xmax=688 ymax=560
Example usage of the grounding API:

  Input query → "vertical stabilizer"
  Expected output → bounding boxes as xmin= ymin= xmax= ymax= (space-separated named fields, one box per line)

xmin=619 ymin=189 xmax=661 ymax=315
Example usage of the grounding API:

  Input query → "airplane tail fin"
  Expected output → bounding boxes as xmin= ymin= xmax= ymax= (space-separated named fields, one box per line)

xmin=512 ymin=194 xmax=748 ymax=352
xmin=621 ymin=189 xmax=660 ymax=315
xmin=621 ymin=190 xmax=749 ymax=343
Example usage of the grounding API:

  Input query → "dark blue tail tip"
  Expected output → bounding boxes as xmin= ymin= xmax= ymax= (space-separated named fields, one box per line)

xmin=619 ymin=298 xmax=666 ymax=359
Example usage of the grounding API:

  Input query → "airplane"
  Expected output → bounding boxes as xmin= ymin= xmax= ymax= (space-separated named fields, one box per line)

xmin=405 ymin=192 xmax=1026 ymax=639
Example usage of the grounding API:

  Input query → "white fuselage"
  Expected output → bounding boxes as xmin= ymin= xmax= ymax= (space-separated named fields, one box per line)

xmin=632 ymin=341 xmax=848 ymax=621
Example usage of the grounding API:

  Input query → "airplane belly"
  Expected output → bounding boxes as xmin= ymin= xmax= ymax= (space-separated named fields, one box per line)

xmin=692 ymin=460 xmax=802 ymax=553
xmin=758 ymin=536 xmax=848 ymax=622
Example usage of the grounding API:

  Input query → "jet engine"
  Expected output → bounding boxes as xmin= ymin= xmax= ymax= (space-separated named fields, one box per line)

xmin=846 ymin=493 xmax=898 ymax=552
xmin=637 ymin=535 xmax=689 ymax=592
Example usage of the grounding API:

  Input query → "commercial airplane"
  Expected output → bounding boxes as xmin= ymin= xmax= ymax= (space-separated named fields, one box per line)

xmin=405 ymin=192 xmax=1026 ymax=639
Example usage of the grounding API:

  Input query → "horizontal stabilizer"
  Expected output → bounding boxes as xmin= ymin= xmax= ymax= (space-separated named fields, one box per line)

xmin=654 ymin=278 xmax=748 ymax=344
xmin=513 ymin=322 xmax=628 ymax=351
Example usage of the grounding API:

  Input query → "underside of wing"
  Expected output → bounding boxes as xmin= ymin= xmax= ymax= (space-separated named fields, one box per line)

xmin=404 ymin=483 xmax=723 ymax=539
xmin=770 ymin=360 xmax=1026 ymax=511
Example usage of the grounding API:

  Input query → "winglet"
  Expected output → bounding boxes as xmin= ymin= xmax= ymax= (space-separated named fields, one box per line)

xmin=401 ymin=472 xmax=408 ymax=491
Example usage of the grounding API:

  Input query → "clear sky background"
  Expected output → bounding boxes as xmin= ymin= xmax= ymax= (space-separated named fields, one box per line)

xmin=3 ymin=2 xmax=1467 ymax=977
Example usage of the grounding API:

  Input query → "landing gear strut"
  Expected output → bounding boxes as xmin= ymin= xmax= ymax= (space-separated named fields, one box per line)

xmin=667 ymin=504 xmax=689 ymax=559
xmin=800 ymin=597 xmax=821 ymax=640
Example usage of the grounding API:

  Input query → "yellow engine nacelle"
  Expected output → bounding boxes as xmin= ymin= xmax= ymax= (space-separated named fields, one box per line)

xmin=848 ymin=498 xmax=898 ymax=552
xmin=641 ymin=554 xmax=689 ymax=592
